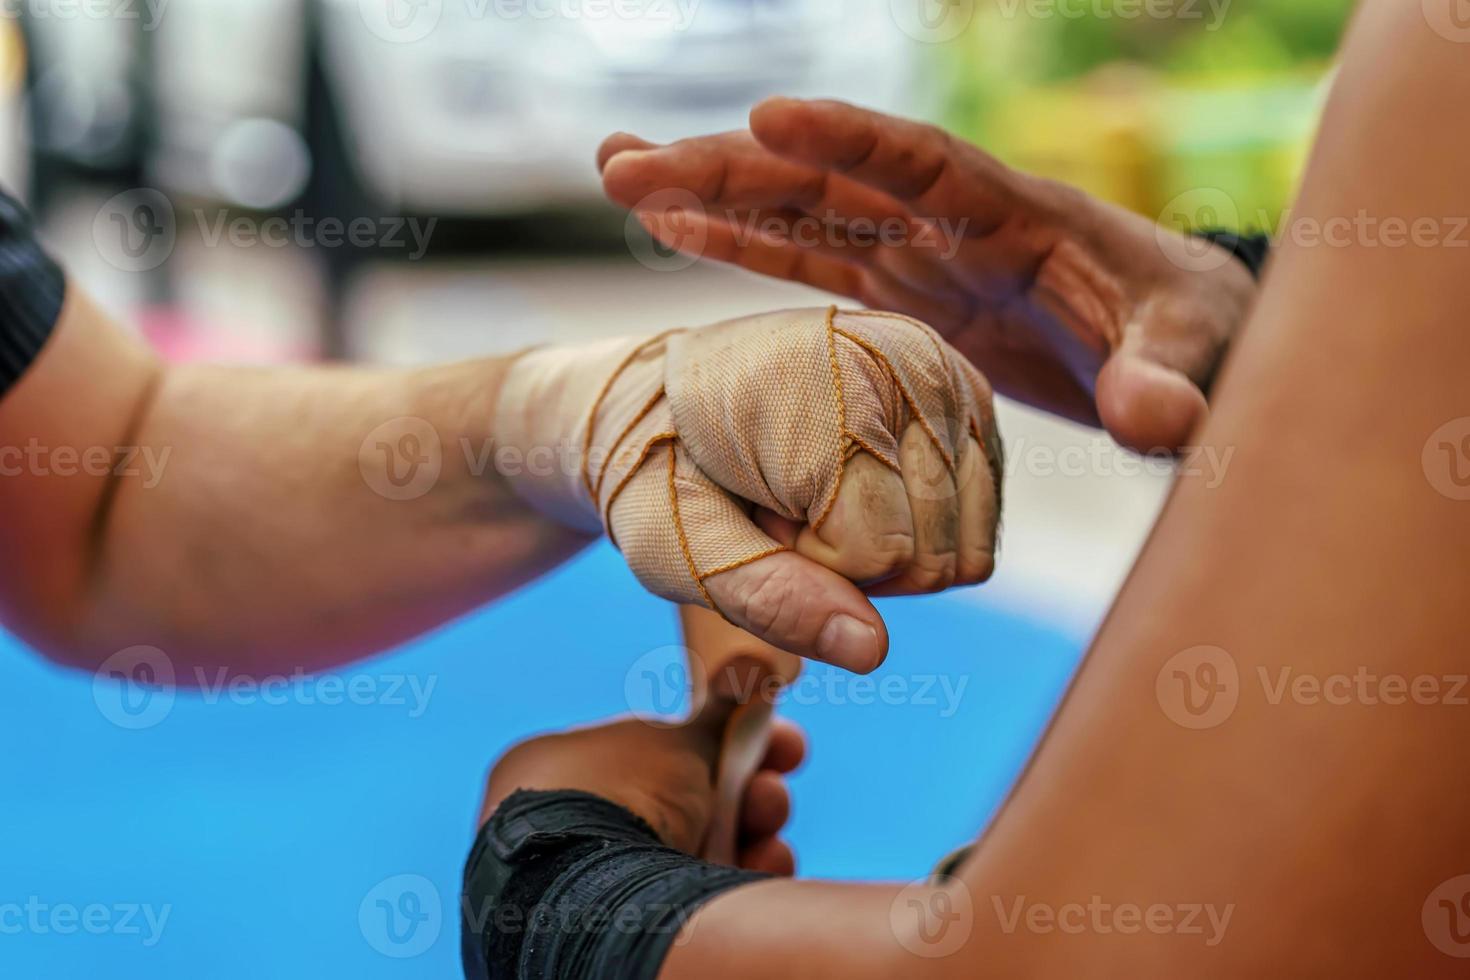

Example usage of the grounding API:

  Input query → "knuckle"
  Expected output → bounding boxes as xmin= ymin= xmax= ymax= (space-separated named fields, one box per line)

xmin=735 ymin=563 xmax=805 ymax=639
xmin=956 ymin=548 xmax=996 ymax=586
xmin=844 ymin=531 xmax=915 ymax=582
xmin=906 ymin=554 xmax=957 ymax=593
xmin=871 ymin=529 xmax=917 ymax=563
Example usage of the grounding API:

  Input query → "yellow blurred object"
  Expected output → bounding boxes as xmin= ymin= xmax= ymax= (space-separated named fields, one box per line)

xmin=983 ymin=66 xmax=1326 ymax=229
xmin=0 ymin=19 xmax=25 ymax=95
xmin=989 ymin=67 xmax=1163 ymax=216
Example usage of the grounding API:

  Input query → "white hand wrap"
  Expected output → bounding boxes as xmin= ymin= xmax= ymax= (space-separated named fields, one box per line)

xmin=494 ymin=306 xmax=997 ymax=612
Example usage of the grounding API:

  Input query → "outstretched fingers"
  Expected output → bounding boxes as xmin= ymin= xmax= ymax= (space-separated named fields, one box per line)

xmin=749 ymin=97 xmax=1017 ymax=228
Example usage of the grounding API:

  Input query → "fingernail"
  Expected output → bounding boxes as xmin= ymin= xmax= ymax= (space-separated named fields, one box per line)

xmin=817 ymin=614 xmax=881 ymax=672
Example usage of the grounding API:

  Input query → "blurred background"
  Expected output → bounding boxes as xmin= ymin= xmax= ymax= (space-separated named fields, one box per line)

xmin=0 ymin=1 xmax=1353 ymax=977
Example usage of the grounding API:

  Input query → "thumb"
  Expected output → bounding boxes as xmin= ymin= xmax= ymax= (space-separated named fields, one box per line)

xmin=704 ymin=553 xmax=888 ymax=673
xmin=1095 ymin=292 xmax=1230 ymax=454
xmin=610 ymin=442 xmax=890 ymax=673
xmin=1095 ymin=352 xmax=1209 ymax=455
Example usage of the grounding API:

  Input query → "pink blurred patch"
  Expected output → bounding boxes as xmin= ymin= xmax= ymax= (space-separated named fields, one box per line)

xmin=136 ymin=307 xmax=318 ymax=364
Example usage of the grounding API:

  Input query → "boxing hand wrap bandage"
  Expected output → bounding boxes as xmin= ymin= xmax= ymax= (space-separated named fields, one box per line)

xmin=461 ymin=790 xmax=765 ymax=980
xmin=494 ymin=306 xmax=997 ymax=613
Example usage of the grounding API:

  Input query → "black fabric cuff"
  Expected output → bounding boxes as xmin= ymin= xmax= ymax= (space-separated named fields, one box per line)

xmin=462 ymin=789 xmax=767 ymax=980
xmin=1196 ymin=229 xmax=1272 ymax=280
xmin=0 ymin=188 xmax=65 ymax=400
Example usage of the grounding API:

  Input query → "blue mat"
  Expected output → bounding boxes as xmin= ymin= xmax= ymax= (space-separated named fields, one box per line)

xmin=0 ymin=543 xmax=1084 ymax=978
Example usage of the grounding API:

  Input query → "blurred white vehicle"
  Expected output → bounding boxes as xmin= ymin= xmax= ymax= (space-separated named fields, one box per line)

xmin=318 ymin=0 xmax=919 ymax=214
xmin=136 ymin=0 xmax=919 ymax=215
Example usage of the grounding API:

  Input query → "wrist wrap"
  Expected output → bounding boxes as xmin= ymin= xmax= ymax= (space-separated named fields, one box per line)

xmin=1197 ymin=229 xmax=1272 ymax=280
xmin=462 ymin=789 xmax=766 ymax=980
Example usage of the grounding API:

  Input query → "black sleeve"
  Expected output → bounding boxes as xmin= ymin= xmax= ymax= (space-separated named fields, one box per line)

xmin=0 ymin=187 xmax=66 ymax=400
xmin=1196 ymin=229 xmax=1272 ymax=280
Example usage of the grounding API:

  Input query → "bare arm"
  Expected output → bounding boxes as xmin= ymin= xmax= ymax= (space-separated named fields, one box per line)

xmin=0 ymin=288 xmax=588 ymax=675
xmin=658 ymin=3 xmax=1470 ymax=976
xmin=1 ymin=290 xmax=1003 ymax=677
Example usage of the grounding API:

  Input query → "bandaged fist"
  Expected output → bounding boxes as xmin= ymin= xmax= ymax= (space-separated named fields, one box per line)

xmin=495 ymin=307 xmax=1002 ymax=671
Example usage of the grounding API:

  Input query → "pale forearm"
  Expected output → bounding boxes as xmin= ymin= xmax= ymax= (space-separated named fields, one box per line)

xmin=0 ymin=289 xmax=589 ymax=674
xmin=77 ymin=355 xmax=588 ymax=675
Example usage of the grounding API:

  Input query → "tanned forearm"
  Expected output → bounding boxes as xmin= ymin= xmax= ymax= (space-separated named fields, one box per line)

xmin=661 ymin=880 xmax=917 ymax=979
xmin=0 ymin=289 xmax=589 ymax=676
xmin=950 ymin=1 xmax=1470 ymax=975
xmin=660 ymin=2 xmax=1470 ymax=977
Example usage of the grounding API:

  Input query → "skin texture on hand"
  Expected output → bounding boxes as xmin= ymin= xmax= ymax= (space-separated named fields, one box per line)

xmin=598 ymin=97 xmax=1260 ymax=453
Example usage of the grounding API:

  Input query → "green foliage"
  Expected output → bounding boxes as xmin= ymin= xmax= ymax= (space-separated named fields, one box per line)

xmin=1030 ymin=0 xmax=1354 ymax=80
